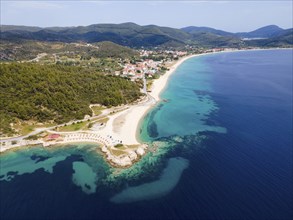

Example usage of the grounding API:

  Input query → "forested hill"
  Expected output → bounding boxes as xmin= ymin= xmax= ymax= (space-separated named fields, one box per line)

xmin=0 ymin=40 xmax=138 ymax=61
xmin=94 ymin=41 xmax=138 ymax=58
xmin=0 ymin=63 xmax=141 ymax=134
xmin=2 ymin=23 xmax=292 ymax=48
xmin=0 ymin=23 xmax=242 ymax=48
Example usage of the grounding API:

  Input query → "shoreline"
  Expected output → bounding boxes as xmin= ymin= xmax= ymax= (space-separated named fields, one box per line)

xmin=90 ymin=54 xmax=201 ymax=148
xmin=0 ymin=53 xmax=200 ymax=166
xmin=105 ymin=53 xmax=203 ymax=146
xmin=1 ymin=48 xmax=291 ymax=166
xmin=117 ymin=47 xmax=293 ymax=145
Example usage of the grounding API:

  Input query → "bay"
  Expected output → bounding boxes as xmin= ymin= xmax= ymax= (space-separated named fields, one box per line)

xmin=1 ymin=49 xmax=292 ymax=219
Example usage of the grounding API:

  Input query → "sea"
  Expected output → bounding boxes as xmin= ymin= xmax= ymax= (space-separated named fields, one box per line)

xmin=0 ymin=49 xmax=292 ymax=220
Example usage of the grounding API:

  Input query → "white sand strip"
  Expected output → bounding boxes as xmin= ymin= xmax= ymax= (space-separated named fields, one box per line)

xmin=100 ymin=54 xmax=201 ymax=145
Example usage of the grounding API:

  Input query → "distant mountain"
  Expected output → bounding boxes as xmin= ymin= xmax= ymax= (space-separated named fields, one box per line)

xmin=180 ymin=26 xmax=242 ymax=47
xmin=0 ymin=25 xmax=42 ymax=32
xmin=181 ymin=26 xmax=235 ymax=37
xmin=1 ymin=23 xmax=190 ymax=47
xmin=1 ymin=23 xmax=292 ymax=48
xmin=189 ymin=32 xmax=243 ymax=47
xmin=0 ymin=23 xmax=243 ymax=48
xmin=246 ymin=28 xmax=293 ymax=47
xmin=181 ymin=25 xmax=287 ymax=39
xmin=235 ymin=25 xmax=284 ymax=38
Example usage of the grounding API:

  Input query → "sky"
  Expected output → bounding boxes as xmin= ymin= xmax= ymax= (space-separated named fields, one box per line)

xmin=1 ymin=0 xmax=292 ymax=32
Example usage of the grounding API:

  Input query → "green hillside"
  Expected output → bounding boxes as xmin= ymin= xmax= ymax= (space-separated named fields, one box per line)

xmin=1 ymin=23 xmax=244 ymax=48
xmin=246 ymin=29 xmax=293 ymax=47
xmin=0 ymin=40 xmax=138 ymax=61
xmin=2 ymin=23 xmax=292 ymax=48
xmin=0 ymin=63 xmax=141 ymax=135
xmin=93 ymin=41 xmax=138 ymax=58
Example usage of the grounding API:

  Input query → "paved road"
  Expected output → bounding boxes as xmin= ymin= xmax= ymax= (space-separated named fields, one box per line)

xmin=0 ymin=94 xmax=155 ymax=144
xmin=143 ymin=75 xmax=147 ymax=94
xmin=0 ymin=107 xmax=116 ymax=143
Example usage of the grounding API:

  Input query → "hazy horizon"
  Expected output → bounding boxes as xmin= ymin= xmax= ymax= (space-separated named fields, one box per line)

xmin=1 ymin=1 xmax=292 ymax=32
xmin=1 ymin=21 xmax=292 ymax=33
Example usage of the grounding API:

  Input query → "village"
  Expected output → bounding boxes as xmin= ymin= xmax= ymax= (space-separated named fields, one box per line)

xmin=0 ymin=44 xmax=260 ymax=167
xmin=117 ymin=47 xmax=259 ymax=81
xmin=113 ymin=49 xmax=188 ymax=81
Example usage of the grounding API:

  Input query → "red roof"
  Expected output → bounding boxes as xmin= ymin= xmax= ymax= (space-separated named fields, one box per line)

xmin=47 ymin=134 xmax=60 ymax=139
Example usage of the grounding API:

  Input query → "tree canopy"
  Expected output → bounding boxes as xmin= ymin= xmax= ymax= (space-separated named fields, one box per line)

xmin=0 ymin=63 xmax=141 ymax=134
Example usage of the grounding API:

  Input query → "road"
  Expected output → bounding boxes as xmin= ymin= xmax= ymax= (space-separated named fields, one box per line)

xmin=0 ymin=93 xmax=155 ymax=144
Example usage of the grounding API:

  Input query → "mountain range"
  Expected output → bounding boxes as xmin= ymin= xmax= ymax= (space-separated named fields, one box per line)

xmin=1 ymin=23 xmax=292 ymax=48
xmin=182 ymin=25 xmax=287 ymax=38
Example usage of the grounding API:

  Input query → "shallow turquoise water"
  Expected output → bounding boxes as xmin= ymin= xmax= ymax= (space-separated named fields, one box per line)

xmin=140 ymin=57 xmax=226 ymax=142
xmin=0 ymin=49 xmax=292 ymax=219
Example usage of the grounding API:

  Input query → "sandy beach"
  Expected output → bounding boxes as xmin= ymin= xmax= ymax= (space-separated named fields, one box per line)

xmin=150 ymin=54 xmax=201 ymax=101
xmin=99 ymin=54 xmax=201 ymax=146
xmin=0 ymin=54 xmax=199 ymax=156
xmin=98 ymin=48 xmax=276 ymax=148
xmin=2 ymin=48 xmax=280 ymax=154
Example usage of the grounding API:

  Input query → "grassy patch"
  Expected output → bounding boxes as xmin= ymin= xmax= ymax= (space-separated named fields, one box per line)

xmin=146 ymin=79 xmax=154 ymax=91
xmin=58 ymin=121 xmax=88 ymax=132
xmin=20 ymin=124 xmax=35 ymax=135
xmin=18 ymin=122 xmax=56 ymax=136
xmin=91 ymin=106 xmax=105 ymax=116
xmin=126 ymin=144 xmax=140 ymax=149
xmin=114 ymin=144 xmax=124 ymax=148
xmin=92 ymin=117 xmax=109 ymax=124
xmin=24 ymin=134 xmax=39 ymax=140
xmin=111 ymin=149 xmax=126 ymax=157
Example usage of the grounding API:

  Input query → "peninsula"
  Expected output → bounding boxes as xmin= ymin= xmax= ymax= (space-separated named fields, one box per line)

xmin=0 ymin=52 xmax=200 ymax=167
xmin=1 ymin=47 xmax=288 ymax=167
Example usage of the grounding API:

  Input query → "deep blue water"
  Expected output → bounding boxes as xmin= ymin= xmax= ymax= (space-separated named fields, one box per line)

xmin=1 ymin=49 xmax=292 ymax=219
xmin=181 ymin=50 xmax=293 ymax=219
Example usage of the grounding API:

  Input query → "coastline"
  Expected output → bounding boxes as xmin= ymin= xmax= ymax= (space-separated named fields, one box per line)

xmin=150 ymin=54 xmax=200 ymax=101
xmin=123 ymin=47 xmax=293 ymax=145
xmin=0 ymin=54 xmax=197 ymax=165
xmin=1 ymin=48 xmax=291 ymax=166
xmin=100 ymin=54 xmax=201 ymax=146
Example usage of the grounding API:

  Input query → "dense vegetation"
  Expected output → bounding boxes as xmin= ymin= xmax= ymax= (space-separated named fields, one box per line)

xmin=92 ymin=41 xmax=138 ymax=58
xmin=246 ymin=29 xmax=293 ymax=47
xmin=0 ymin=23 xmax=188 ymax=47
xmin=0 ymin=40 xmax=138 ymax=61
xmin=2 ymin=23 xmax=292 ymax=48
xmin=0 ymin=23 xmax=239 ymax=48
xmin=0 ymin=63 xmax=142 ymax=134
xmin=188 ymin=32 xmax=244 ymax=47
xmin=182 ymin=25 xmax=286 ymax=38
xmin=235 ymin=25 xmax=285 ymax=38
xmin=182 ymin=25 xmax=293 ymax=47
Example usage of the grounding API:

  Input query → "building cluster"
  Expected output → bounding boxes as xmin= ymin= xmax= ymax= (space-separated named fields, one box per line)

xmin=119 ymin=49 xmax=188 ymax=80
xmin=199 ymin=47 xmax=260 ymax=54
xmin=71 ymin=42 xmax=99 ymax=49
xmin=120 ymin=59 xmax=163 ymax=80
xmin=139 ymin=49 xmax=187 ymax=58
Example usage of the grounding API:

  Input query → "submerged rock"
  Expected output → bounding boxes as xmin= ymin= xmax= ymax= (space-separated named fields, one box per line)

xmin=110 ymin=157 xmax=189 ymax=203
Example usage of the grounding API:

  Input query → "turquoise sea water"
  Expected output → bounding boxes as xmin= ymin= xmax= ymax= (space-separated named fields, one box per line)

xmin=140 ymin=54 xmax=226 ymax=141
xmin=0 ymin=49 xmax=292 ymax=219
